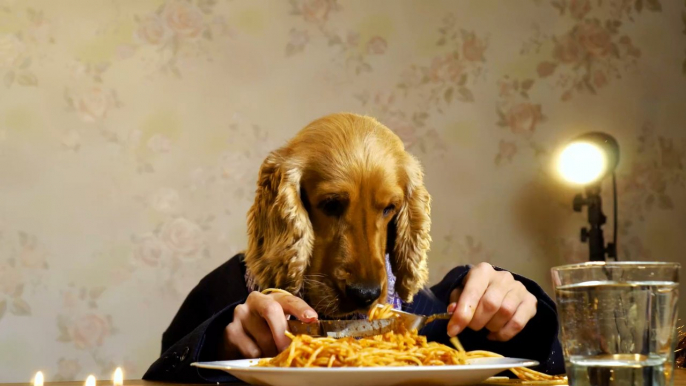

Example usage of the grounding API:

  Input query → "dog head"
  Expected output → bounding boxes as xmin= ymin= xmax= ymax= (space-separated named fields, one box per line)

xmin=244 ymin=113 xmax=431 ymax=316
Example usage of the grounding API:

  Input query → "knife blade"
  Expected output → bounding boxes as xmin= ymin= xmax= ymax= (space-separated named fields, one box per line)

xmin=287 ymin=318 xmax=396 ymax=338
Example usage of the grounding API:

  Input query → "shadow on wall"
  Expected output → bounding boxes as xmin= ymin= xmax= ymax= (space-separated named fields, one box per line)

xmin=512 ymin=169 xmax=586 ymax=270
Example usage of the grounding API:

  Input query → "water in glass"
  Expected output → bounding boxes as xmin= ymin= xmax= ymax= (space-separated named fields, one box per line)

xmin=556 ymin=278 xmax=678 ymax=386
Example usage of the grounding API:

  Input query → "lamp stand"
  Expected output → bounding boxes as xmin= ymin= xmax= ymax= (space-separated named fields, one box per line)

xmin=572 ymin=184 xmax=617 ymax=261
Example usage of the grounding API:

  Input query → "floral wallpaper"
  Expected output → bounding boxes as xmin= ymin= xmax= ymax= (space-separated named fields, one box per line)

xmin=0 ymin=0 xmax=685 ymax=382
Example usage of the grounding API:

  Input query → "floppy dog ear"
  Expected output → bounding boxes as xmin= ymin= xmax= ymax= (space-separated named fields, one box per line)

xmin=244 ymin=151 xmax=314 ymax=296
xmin=387 ymin=154 xmax=431 ymax=302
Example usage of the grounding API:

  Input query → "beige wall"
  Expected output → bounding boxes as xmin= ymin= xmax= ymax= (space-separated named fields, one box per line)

xmin=0 ymin=0 xmax=685 ymax=381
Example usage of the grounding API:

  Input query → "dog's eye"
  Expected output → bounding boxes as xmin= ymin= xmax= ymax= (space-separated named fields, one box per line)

xmin=383 ymin=204 xmax=396 ymax=217
xmin=320 ymin=199 xmax=345 ymax=217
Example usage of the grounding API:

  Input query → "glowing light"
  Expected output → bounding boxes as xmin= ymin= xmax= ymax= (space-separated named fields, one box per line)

xmin=33 ymin=371 xmax=44 ymax=386
xmin=85 ymin=375 xmax=96 ymax=386
xmin=113 ymin=368 xmax=123 ymax=386
xmin=558 ymin=142 xmax=606 ymax=185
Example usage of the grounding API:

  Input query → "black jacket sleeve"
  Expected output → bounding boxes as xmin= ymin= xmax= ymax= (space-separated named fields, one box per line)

xmin=142 ymin=254 xmax=249 ymax=383
xmin=409 ymin=265 xmax=565 ymax=375
xmin=143 ymin=301 xmax=244 ymax=382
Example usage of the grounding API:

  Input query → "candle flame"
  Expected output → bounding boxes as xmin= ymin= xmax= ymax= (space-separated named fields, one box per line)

xmin=113 ymin=368 xmax=123 ymax=386
xmin=85 ymin=375 xmax=96 ymax=386
xmin=33 ymin=371 xmax=44 ymax=386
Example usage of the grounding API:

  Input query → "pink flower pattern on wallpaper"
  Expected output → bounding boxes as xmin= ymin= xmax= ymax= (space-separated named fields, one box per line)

xmin=0 ymin=0 xmax=684 ymax=381
xmin=0 ymin=231 xmax=49 ymax=322
xmin=132 ymin=233 xmax=171 ymax=268
xmin=495 ymin=140 xmax=518 ymax=166
xmin=616 ymin=123 xmax=686 ymax=233
xmin=396 ymin=15 xmax=488 ymax=110
xmin=159 ymin=217 xmax=205 ymax=258
xmin=286 ymin=0 xmax=387 ymax=74
xmin=494 ymin=77 xmax=548 ymax=165
xmin=72 ymin=86 xmax=121 ymax=123
xmin=298 ymin=0 xmax=338 ymax=24
xmin=162 ymin=1 xmax=205 ymax=39
xmin=68 ymin=313 xmax=113 ymax=350
xmin=536 ymin=19 xmax=641 ymax=101
xmin=125 ymin=123 xmax=277 ymax=289
xmin=54 ymin=285 xmax=139 ymax=376
xmin=135 ymin=15 xmax=172 ymax=46
xmin=147 ymin=133 xmax=173 ymax=154
xmin=54 ymin=358 xmax=82 ymax=382
xmin=531 ymin=0 xmax=659 ymax=101
xmin=352 ymin=14 xmax=489 ymax=158
xmin=354 ymin=90 xmax=447 ymax=156
xmin=504 ymin=103 xmax=543 ymax=136
xmin=130 ymin=214 xmax=213 ymax=289
xmin=496 ymin=78 xmax=545 ymax=138
xmin=442 ymin=235 xmax=494 ymax=265
xmin=149 ymin=187 xmax=182 ymax=215
xmin=0 ymin=8 xmax=51 ymax=88
xmin=56 ymin=286 xmax=114 ymax=349
xmin=131 ymin=0 xmax=231 ymax=78
xmin=433 ymin=234 xmax=494 ymax=283
xmin=0 ymin=262 xmax=29 ymax=320
xmin=549 ymin=0 xmax=663 ymax=22
xmin=286 ymin=28 xmax=310 ymax=56
xmin=491 ymin=0 xmax=667 ymax=164
xmin=63 ymin=63 xmax=123 ymax=132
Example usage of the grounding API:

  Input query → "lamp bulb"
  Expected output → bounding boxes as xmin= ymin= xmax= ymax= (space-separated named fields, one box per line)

xmin=558 ymin=142 xmax=607 ymax=185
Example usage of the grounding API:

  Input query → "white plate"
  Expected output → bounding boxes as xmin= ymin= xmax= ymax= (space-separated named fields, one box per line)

xmin=192 ymin=357 xmax=539 ymax=386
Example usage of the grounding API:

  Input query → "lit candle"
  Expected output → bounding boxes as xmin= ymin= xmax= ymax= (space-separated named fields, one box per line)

xmin=113 ymin=368 xmax=123 ymax=386
xmin=85 ymin=375 xmax=96 ymax=386
xmin=33 ymin=371 xmax=44 ymax=386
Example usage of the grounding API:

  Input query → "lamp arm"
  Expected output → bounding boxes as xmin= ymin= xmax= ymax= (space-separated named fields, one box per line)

xmin=584 ymin=185 xmax=607 ymax=262
xmin=574 ymin=182 xmax=617 ymax=261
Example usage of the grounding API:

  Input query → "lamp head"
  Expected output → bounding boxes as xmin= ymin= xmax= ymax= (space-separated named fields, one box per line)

xmin=557 ymin=132 xmax=619 ymax=185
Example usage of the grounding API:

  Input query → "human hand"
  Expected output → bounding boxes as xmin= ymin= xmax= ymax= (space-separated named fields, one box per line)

xmin=219 ymin=291 xmax=318 ymax=359
xmin=446 ymin=263 xmax=537 ymax=341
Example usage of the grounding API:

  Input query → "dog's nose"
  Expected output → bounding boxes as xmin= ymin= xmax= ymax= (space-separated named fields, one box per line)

xmin=345 ymin=284 xmax=382 ymax=308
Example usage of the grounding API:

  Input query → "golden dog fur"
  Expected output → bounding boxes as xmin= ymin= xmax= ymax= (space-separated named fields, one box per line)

xmin=244 ymin=113 xmax=431 ymax=316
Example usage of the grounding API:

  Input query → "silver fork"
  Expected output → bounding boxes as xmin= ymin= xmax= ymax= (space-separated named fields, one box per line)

xmin=286 ymin=301 xmax=454 ymax=338
xmin=379 ymin=305 xmax=453 ymax=331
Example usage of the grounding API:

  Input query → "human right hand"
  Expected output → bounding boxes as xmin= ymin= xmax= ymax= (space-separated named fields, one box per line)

xmin=446 ymin=263 xmax=537 ymax=342
xmin=219 ymin=291 xmax=318 ymax=360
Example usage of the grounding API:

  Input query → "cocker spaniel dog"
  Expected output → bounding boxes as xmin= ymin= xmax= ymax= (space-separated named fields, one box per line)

xmin=244 ymin=113 xmax=431 ymax=317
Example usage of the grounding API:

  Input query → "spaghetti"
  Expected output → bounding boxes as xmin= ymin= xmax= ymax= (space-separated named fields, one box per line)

xmin=368 ymin=303 xmax=398 ymax=321
xmin=257 ymin=328 xmax=465 ymax=367
xmin=256 ymin=289 xmax=567 ymax=385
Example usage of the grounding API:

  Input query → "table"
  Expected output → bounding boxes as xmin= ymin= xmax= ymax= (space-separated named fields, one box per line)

xmin=4 ymin=371 xmax=686 ymax=386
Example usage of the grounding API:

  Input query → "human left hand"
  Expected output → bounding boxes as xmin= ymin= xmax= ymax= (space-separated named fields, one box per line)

xmin=446 ymin=263 xmax=537 ymax=342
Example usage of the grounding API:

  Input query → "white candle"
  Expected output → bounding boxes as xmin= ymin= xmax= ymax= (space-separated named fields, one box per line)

xmin=33 ymin=371 xmax=44 ymax=386
xmin=85 ymin=375 xmax=96 ymax=386
xmin=113 ymin=368 xmax=123 ymax=386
